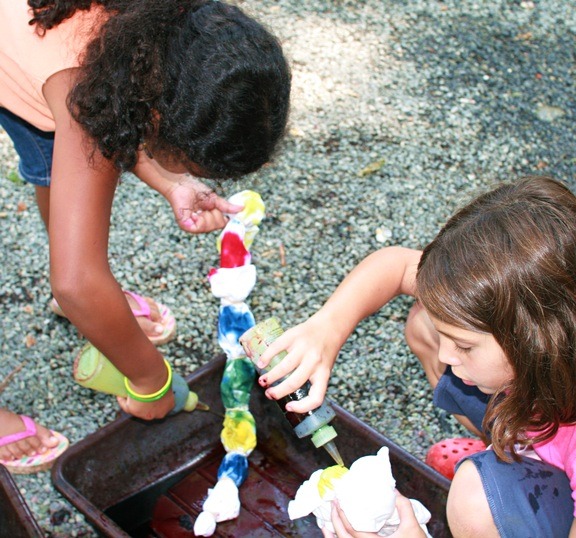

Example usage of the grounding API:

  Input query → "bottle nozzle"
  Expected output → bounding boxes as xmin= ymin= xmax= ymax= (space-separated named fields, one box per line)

xmin=322 ymin=440 xmax=345 ymax=467
xmin=311 ymin=424 xmax=345 ymax=466
xmin=182 ymin=391 xmax=210 ymax=412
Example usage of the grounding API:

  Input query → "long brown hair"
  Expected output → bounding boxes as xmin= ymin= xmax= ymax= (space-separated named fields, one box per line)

xmin=417 ymin=176 xmax=576 ymax=460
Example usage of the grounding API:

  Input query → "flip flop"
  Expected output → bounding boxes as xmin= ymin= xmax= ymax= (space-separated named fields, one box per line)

xmin=50 ymin=290 xmax=177 ymax=346
xmin=425 ymin=437 xmax=486 ymax=480
xmin=0 ymin=415 xmax=69 ymax=475
xmin=122 ymin=290 xmax=177 ymax=346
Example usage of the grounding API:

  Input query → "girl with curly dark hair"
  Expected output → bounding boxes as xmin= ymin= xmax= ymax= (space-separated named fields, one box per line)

xmin=254 ymin=176 xmax=576 ymax=537
xmin=0 ymin=0 xmax=290 ymax=470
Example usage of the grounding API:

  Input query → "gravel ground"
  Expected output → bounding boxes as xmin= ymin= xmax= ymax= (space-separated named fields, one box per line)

xmin=1 ymin=0 xmax=575 ymax=535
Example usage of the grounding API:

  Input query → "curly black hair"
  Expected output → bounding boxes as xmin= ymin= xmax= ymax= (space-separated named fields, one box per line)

xmin=28 ymin=0 xmax=291 ymax=178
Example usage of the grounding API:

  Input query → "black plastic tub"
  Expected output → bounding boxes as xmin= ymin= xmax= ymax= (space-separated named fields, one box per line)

xmin=0 ymin=464 xmax=44 ymax=537
xmin=52 ymin=355 xmax=451 ymax=537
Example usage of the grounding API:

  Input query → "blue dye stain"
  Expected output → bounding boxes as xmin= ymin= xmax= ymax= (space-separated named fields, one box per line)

xmin=528 ymin=492 xmax=540 ymax=514
xmin=217 ymin=452 xmax=249 ymax=487
xmin=178 ymin=514 xmax=194 ymax=531
xmin=218 ymin=305 xmax=255 ymax=353
xmin=218 ymin=305 xmax=255 ymax=337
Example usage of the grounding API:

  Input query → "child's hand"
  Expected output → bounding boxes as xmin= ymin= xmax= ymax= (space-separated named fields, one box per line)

xmin=116 ymin=386 xmax=175 ymax=420
xmin=255 ymin=314 xmax=340 ymax=413
xmin=390 ymin=494 xmax=429 ymax=537
xmin=164 ymin=176 xmax=243 ymax=234
xmin=329 ymin=495 xmax=428 ymax=538
xmin=328 ymin=500 xmax=378 ymax=537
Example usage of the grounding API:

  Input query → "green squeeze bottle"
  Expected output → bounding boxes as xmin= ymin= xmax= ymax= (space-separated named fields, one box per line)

xmin=240 ymin=317 xmax=344 ymax=466
xmin=73 ymin=343 xmax=203 ymax=414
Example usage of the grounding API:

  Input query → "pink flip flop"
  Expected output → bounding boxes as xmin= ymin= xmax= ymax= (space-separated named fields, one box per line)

xmin=0 ymin=416 xmax=69 ymax=475
xmin=50 ymin=290 xmax=177 ymax=346
xmin=123 ymin=290 xmax=177 ymax=346
xmin=425 ymin=437 xmax=487 ymax=480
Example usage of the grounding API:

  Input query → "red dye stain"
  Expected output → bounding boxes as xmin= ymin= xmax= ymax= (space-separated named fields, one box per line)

xmin=220 ymin=232 xmax=250 ymax=268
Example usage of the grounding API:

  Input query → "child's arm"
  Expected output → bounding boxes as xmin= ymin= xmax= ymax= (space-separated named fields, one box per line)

xmin=133 ymin=154 xmax=243 ymax=233
xmin=257 ymin=246 xmax=421 ymax=413
xmin=44 ymin=68 xmax=174 ymax=420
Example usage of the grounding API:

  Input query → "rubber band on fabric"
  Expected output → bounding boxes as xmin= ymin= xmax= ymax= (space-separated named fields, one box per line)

xmin=124 ymin=359 xmax=173 ymax=402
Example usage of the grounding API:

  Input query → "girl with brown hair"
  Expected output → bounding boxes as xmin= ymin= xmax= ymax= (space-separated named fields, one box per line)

xmin=257 ymin=176 xmax=576 ymax=536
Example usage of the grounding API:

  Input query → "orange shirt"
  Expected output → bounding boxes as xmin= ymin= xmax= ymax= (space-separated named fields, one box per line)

xmin=0 ymin=1 xmax=103 ymax=131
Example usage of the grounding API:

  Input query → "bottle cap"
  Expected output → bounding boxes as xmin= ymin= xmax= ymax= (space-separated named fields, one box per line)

xmin=311 ymin=424 xmax=338 ymax=448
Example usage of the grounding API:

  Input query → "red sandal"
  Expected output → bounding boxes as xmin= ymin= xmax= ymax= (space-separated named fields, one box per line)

xmin=425 ymin=437 xmax=487 ymax=480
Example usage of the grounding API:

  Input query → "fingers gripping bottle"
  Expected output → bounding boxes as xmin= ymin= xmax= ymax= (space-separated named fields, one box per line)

xmin=240 ymin=317 xmax=344 ymax=466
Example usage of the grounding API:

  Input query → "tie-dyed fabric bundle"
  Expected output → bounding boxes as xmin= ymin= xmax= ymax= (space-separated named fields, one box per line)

xmin=194 ymin=191 xmax=265 ymax=536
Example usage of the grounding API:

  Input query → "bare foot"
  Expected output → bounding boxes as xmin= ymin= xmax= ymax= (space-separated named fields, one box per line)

xmin=0 ymin=409 xmax=60 ymax=461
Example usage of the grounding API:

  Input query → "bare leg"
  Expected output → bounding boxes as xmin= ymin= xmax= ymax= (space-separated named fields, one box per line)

xmin=35 ymin=184 xmax=50 ymax=229
xmin=447 ymin=460 xmax=499 ymax=537
xmin=39 ymin=184 xmax=172 ymax=341
xmin=405 ymin=301 xmax=482 ymax=437
xmin=405 ymin=301 xmax=445 ymax=387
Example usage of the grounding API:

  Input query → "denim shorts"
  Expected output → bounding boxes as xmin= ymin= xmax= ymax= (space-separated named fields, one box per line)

xmin=0 ymin=107 xmax=54 ymax=186
xmin=435 ymin=367 xmax=574 ymax=537
xmin=433 ymin=365 xmax=491 ymax=435
xmin=457 ymin=451 xmax=573 ymax=538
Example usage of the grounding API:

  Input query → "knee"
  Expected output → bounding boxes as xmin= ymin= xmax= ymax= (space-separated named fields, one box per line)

xmin=404 ymin=310 xmax=426 ymax=356
xmin=447 ymin=460 xmax=499 ymax=538
xmin=405 ymin=303 xmax=426 ymax=348
xmin=404 ymin=303 xmax=444 ymax=385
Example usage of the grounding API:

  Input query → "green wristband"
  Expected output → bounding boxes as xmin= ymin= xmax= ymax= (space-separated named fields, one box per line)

xmin=124 ymin=359 xmax=172 ymax=402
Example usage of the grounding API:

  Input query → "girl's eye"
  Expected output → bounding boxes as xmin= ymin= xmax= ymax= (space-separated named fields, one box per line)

xmin=454 ymin=343 xmax=472 ymax=354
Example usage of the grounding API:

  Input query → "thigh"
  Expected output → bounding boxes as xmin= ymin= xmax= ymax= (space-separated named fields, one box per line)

xmin=456 ymin=450 xmax=573 ymax=538
xmin=0 ymin=108 xmax=54 ymax=186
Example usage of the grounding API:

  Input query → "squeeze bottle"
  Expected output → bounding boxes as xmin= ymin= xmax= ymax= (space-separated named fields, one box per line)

xmin=73 ymin=343 xmax=203 ymax=414
xmin=240 ymin=317 xmax=344 ymax=466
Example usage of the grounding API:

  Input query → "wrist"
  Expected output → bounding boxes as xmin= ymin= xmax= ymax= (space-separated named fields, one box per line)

xmin=312 ymin=309 xmax=351 ymax=348
xmin=124 ymin=359 xmax=172 ymax=402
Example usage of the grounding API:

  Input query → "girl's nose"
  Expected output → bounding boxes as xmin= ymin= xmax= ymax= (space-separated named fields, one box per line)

xmin=437 ymin=340 xmax=461 ymax=366
xmin=438 ymin=353 xmax=460 ymax=366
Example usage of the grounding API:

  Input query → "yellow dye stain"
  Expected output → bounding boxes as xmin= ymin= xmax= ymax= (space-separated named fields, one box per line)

xmin=318 ymin=465 xmax=349 ymax=498
xmin=221 ymin=414 xmax=257 ymax=454
xmin=217 ymin=191 xmax=266 ymax=252
xmin=234 ymin=190 xmax=265 ymax=228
